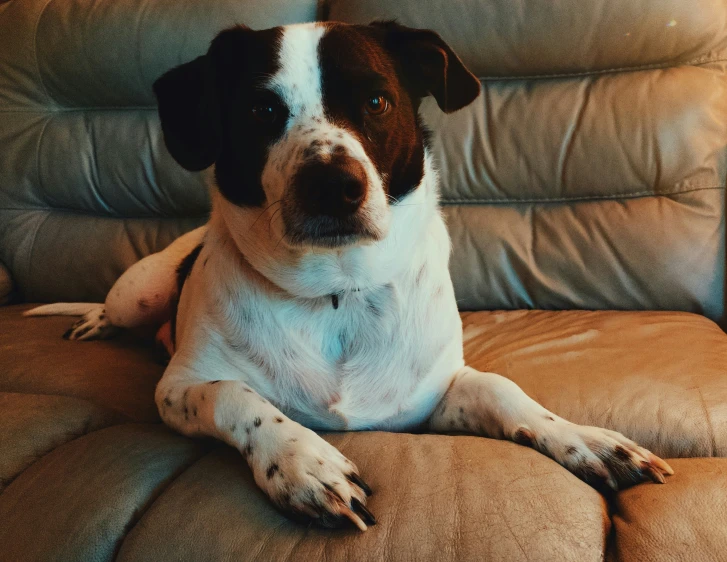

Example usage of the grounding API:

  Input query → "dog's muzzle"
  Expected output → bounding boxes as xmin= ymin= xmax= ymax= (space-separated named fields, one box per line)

xmin=284 ymin=156 xmax=377 ymax=247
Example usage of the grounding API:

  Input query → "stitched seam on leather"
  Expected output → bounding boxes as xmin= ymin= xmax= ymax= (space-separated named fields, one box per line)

xmin=477 ymin=55 xmax=727 ymax=82
xmin=32 ymin=0 xmax=56 ymax=105
xmin=440 ymin=185 xmax=725 ymax=205
xmin=2 ymin=56 xmax=724 ymax=112
xmin=23 ymin=210 xmax=50 ymax=303
xmin=0 ymin=107 xmax=157 ymax=113
xmin=112 ymin=448 xmax=210 ymax=561
xmin=0 ymin=207 xmax=210 ymax=221
xmin=697 ymin=388 xmax=718 ymax=457
xmin=1 ymin=185 xmax=723 ymax=218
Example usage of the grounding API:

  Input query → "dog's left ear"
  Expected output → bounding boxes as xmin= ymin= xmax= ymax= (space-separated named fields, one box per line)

xmin=372 ymin=21 xmax=481 ymax=113
xmin=153 ymin=55 xmax=221 ymax=172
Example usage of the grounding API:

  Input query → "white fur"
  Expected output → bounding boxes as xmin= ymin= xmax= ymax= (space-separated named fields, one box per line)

xmin=24 ymin=303 xmax=100 ymax=316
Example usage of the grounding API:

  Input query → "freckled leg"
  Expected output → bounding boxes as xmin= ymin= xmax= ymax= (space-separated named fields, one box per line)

xmin=428 ymin=366 xmax=673 ymax=491
xmin=155 ymin=367 xmax=375 ymax=531
xmin=105 ymin=225 xmax=208 ymax=328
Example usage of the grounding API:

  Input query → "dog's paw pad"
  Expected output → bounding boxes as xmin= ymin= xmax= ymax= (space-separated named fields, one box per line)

xmin=63 ymin=307 xmax=118 ymax=341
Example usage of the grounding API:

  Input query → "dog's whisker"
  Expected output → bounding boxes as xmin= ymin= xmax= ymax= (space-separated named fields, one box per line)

xmin=250 ymin=199 xmax=282 ymax=231
xmin=268 ymin=208 xmax=283 ymax=237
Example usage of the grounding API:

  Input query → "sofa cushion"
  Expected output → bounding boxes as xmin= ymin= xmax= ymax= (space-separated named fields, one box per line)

xmin=611 ymin=458 xmax=727 ymax=561
xmin=0 ymin=426 xmax=610 ymax=562
xmin=2 ymin=305 xmax=726 ymax=560
xmin=0 ymin=305 xmax=164 ymax=422
xmin=326 ymin=0 xmax=727 ymax=77
xmin=2 ymin=305 xmax=726 ymax=457
xmin=0 ymin=392 xmax=124 ymax=493
xmin=463 ymin=310 xmax=727 ymax=458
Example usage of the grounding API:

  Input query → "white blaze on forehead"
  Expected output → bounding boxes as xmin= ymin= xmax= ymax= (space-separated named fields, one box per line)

xmin=266 ymin=23 xmax=326 ymax=121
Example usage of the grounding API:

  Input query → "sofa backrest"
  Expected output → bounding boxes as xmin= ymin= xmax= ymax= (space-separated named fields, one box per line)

xmin=1 ymin=0 xmax=726 ymax=322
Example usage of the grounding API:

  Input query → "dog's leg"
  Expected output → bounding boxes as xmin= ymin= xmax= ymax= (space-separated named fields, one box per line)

xmin=156 ymin=369 xmax=375 ymax=531
xmin=429 ymin=366 xmax=673 ymax=490
xmin=105 ymin=225 xmax=207 ymax=328
xmin=33 ymin=226 xmax=208 ymax=341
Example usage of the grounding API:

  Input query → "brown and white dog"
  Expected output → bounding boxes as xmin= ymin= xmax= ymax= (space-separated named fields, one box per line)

xmin=26 ymin=21 xmax=673 ymax=531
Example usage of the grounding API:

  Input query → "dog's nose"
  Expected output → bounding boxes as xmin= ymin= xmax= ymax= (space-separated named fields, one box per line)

xmin=295 ymin=158 xmax=368 ymax=218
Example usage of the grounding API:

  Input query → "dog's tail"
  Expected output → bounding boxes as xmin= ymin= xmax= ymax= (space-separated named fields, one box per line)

xmin=23 ymin=303 xmax=102 ymax=317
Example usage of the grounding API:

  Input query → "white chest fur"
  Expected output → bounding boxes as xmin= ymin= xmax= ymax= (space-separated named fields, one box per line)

xmin=176 ymin=204 xmax=464 ymax=431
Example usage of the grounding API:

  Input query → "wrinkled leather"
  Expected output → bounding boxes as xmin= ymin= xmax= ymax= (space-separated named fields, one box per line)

xmin=2 ymin=0 xmax=727 ymax=559
xmin=326 ymin=0 xmax=727 ymax=78
xmin=2 ymin=305 xmax=727 ymax=560
xmin=461 ymin=310 xmax=727 ymax=458
xmin=612 ymin=459 xmax=727 ymax=561
xmin=0 ymin=305 xmax=164 ymax=422
xmin=1 ymin=0 xmax=726 ymax=320
xmin=0 ymin=260 xmax=11 ymax=304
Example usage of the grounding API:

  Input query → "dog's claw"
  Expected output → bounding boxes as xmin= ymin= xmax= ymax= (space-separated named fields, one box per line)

xmin=648 ymin=454 xmax=674 ymax=476
xmin=347 ymin=472 xmax=372 ymax=496
xmin=339 ymin=505 xmax=368 ymax=532
xmin=351 ymin=497 xmax=376 ymax=526
xmin=642 ymin=461 xmax=666 ymax=484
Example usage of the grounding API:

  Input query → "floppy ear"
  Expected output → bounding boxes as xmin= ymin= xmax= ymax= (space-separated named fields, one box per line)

xmin=372 ymin=21 xmax=481 ymax=113
xmin=153 ymin=55 xmax=221 ymax=171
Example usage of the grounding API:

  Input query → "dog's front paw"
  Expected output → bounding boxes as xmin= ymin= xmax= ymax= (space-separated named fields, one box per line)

xmin=63 ymin=306 xmax=118 ymax=341
xmin=515 ymin=423 xmax=674 ymax=491
xmin=250 ymin=426 xmax=375 ymax=531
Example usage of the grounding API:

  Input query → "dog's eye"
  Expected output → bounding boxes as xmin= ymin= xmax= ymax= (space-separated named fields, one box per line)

xmin=364 ymin=95 xmax=389 ymax=116
xmin=252 ymin=103 xmax=277 ymax=124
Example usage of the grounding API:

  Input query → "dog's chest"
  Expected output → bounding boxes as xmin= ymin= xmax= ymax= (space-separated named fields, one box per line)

xmin=215 ymin=266 xmax=459 ymax=431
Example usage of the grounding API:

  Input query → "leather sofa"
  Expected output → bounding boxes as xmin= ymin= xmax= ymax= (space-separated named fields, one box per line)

xmin=1 ymin=0 xmax=726 ymax=560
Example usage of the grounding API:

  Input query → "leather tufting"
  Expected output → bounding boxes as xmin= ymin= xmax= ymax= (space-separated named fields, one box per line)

xmin=0 ymin=423 xmax=209 ymax=562
xmin=2 ymin=0 xmax=727 ymax=559
xmin=326 ymin=0 xmax=727 ymax=78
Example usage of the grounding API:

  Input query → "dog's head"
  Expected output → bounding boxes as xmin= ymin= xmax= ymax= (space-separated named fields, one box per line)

xmin=154 ymin=22 xmax=479 ymax=251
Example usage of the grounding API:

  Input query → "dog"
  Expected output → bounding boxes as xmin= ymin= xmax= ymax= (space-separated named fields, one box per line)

xmin=26 ymin=21 xmax=673 ymax=531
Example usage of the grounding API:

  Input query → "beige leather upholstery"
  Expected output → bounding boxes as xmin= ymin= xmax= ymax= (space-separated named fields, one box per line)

xmin=2 ymin=0 xmax=727 ymax=559
xmin=0 ymin=261 xmax=12 ymax=304
xmin=612 ymin=459 xmax=727 ymax=562
xmin=1 ymin=0 xmax=726 ymax=320
xmin=462 ymin=310 xmax=727 ymax=458
xmin=2 ymin=306 xmax=727 ymax=560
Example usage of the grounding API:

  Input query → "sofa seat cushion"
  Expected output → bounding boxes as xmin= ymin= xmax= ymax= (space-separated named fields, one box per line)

xmin=2 ymin=305 xmax=726 ymax=457
xmin=0 ymin=426 xmax=610 ymax=562
xmin=2 ymin=305 xmax=727 ymax=560
xmin=462 ymin=310 xmax=727 ymax=458
xmin=0 ymin=305 xmax=164 ymax=422
xmin=611 ymin=458 xmax=727 ymax=561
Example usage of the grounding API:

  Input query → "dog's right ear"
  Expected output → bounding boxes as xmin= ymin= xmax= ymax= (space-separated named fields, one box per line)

xmin=153 ymin=55 xmax=221 ymax=172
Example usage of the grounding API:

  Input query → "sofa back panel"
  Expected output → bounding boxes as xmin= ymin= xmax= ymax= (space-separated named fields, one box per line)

xmin=326 ymin=0 xmax=727 ymax=78
xmin=0 ymin=0 xmax=726 ymax=322
xmin=0 ymin=210 xmax=205 ymax=303
xmin=426 ymin=65 xmax=727 ymax=204
xmin=0 ymin=0 xmax=319 ymax=109
xmin=445 ymin=189 xmax=725 ymax=318
xmin=0 ymin=111 xmax=209 ymax=218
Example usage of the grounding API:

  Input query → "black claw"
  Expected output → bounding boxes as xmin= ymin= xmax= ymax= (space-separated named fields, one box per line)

xmin=351 ymin=498 xmax=376 ymax=526
xmin=347 ymin=473 xmax=372 ymax=496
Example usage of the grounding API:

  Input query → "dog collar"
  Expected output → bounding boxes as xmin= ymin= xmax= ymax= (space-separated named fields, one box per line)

xmin=330 ymin=288 xmax=362 ymax=309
